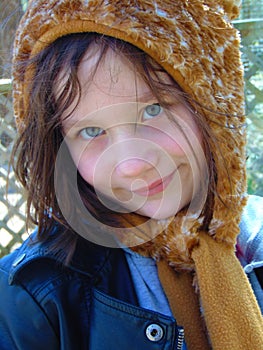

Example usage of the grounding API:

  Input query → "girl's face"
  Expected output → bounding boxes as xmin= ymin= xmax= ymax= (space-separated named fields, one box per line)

xmin=60 ymin=47 xmax=207 ymax=220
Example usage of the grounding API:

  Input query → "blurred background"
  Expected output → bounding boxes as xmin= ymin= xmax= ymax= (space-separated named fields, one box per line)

xmin=0 ymin=0 xmax=263 ymax=257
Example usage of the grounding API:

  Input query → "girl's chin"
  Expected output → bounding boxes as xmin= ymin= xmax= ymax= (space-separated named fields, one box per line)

xmin=96 ymin=192 xmax=182 ymax=219
xmin=134 ymin=207 xmax=178 ymax=220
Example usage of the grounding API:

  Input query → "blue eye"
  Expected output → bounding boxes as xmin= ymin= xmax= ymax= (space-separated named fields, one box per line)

xmin=79 ymin=127 xmax=104 ymax=140
xmin=143 ymin=103 xmax=163 ymax=120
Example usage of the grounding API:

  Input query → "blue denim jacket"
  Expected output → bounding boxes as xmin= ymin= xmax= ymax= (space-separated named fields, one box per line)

xmin=0 ymin=195 xmax=262 ymax=349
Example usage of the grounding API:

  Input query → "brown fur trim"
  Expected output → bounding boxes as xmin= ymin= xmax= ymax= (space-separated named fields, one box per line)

xmin=13 ymin=0 xmax=247 ymax=258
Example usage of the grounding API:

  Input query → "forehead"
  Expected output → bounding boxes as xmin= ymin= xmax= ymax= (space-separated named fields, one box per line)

xmin=60 ymin=45 xmax=156 ymax=129
xmin=78 ymin=45 xmax=150 ymax=101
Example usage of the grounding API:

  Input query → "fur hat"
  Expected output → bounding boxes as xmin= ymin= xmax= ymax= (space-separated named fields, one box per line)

xmin=13 ymin=0 xmax=247 ymax=247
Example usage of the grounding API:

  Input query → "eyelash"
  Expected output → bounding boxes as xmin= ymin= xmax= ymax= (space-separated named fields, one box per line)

xmin=79 ymin=103 xmax=163 ymax=140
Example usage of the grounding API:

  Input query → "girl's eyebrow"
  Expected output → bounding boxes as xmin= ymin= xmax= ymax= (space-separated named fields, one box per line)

xmin=62 ymin=117 xmax=96 ymax=132
xmin=62 ymin=92 xmax=157 ymax=131
xmin=136 ymin=92 xmax=156 ymax=103
xmin=63 ymin=118 xmax=104 ymax=135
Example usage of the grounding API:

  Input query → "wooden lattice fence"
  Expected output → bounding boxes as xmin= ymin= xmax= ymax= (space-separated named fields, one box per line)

xmin=0 ymin=81 xmax=28 ymax=258
xmin=0 ymin=4 xmax=263 ymax=257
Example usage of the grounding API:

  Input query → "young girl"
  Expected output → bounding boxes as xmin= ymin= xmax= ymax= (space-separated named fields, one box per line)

xmin=0 ymin=0 xmax=262 ymax=349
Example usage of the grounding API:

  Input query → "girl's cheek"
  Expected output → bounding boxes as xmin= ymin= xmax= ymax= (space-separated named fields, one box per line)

xmin=146 ymin=123 xmax=191 ymax=157
xmin=65 ymin=138 xmax=104 ymax=184
xmin=166 ymin=124 xmax=203 ymax=156
xmin=158 ymin=133 xmax=187 ymax=155
xmin=77 ymin=152 xmax=98 ymax=186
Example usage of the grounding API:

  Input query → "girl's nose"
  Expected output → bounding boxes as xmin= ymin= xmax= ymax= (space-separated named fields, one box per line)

xmin=109 ymin=124 xmax=160 ymax=178
xmin=115 ymin=157 xmax=153 ymax=177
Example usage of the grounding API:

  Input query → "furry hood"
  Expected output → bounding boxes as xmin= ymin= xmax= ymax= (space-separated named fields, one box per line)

xmin=12 ymin=0 xmax=247 ymax=248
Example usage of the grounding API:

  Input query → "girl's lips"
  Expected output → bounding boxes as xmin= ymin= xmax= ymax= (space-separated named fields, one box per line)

xmin=132 ymin=170 xmax=176 ymax=196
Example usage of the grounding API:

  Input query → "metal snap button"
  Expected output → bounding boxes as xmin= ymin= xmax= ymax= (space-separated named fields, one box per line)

xmin=145 ymin=323 xmax=164 ymax=342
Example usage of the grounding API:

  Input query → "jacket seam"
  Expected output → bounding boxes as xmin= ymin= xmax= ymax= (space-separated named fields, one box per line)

xmin=93 ymin=288 xmax=175 ymax=323
xmin=20 ymin=279 xmax=60 ymax=336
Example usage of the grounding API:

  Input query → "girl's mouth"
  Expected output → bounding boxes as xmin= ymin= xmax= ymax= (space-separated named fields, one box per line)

xmin=132 ymin=170 xmax=176 ymax=197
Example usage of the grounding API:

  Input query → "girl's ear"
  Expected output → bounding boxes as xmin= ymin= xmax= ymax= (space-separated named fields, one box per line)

xmin=220 ymin=0 xmax=242 ymax=20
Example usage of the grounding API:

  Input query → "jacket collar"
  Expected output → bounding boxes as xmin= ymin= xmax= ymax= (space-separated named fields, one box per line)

xmin=8 ymin=225 xmax=112 ymax=285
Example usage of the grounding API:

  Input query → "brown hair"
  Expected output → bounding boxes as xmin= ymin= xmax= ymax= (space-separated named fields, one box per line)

xmin=11 ymin=33 xmax=217 ymax=262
